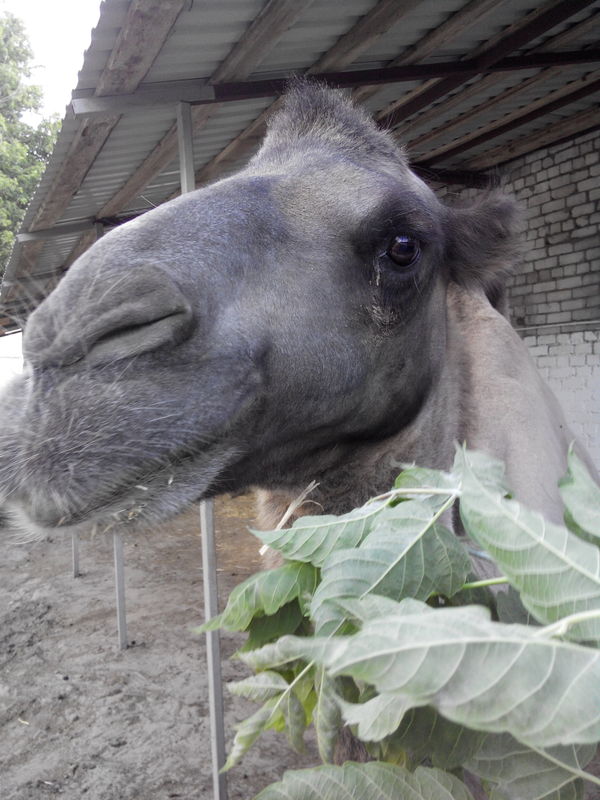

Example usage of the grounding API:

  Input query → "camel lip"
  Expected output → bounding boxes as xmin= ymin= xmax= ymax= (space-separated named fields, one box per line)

xmin=5 ymin=440 xmax=241 ymax=537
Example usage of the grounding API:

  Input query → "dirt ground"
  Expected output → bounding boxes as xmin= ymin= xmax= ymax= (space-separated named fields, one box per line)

xmin=0 ymin=495 xmax=316 ymax=800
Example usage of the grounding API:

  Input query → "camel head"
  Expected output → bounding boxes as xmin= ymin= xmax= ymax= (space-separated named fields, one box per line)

xmin=0 ymin=82 xmax=519 ymax=535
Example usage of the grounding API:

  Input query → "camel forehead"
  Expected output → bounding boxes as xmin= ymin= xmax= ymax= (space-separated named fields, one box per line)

xmin=241 ymin=160 xmax=438 ymax=241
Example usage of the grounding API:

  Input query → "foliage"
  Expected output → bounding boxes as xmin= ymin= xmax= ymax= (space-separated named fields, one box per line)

xmin=0 ymin=12 xmax=59 ymax=275
xmin=199 ymin=448 xmax=600 ymax=799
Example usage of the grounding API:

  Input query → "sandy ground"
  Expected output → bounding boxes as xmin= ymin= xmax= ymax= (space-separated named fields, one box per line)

xmin=0 ymin=495 xmax=315 ymax=799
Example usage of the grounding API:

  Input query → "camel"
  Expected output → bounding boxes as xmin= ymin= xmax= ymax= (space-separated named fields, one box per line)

xmin=0 ymin=81 xmax=592 ymax=539
xmin=0 ymin=80 xmax=597 ymax=791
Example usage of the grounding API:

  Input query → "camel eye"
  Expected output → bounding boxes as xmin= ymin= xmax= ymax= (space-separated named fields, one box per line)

xmin=387 ymin=235 xmax=420 ymax=268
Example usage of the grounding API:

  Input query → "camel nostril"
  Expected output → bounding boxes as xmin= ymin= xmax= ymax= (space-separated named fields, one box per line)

xmin=23 ymin=264 xmax=194 ymax=368
xmin=85 ymin=307 xmax=194 ymax=365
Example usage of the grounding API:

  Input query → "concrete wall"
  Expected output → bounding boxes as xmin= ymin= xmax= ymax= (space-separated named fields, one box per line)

xmin=438 ymin=128 xmax=600 ymax=469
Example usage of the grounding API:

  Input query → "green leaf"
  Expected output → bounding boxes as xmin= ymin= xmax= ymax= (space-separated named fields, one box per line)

xmin=197 ymin=562 xmax=318 ymax=633
xmin=280 ymin=686 xmax=307 ymax=753
xmin=390 ymin=706 xmax=486 ymax=770
xmin=453 ymin=446 xmax=509 ymax=493
xmin=333 ymin=594 xmax=421 ymax=623
xmin=225 ymin=698 xmax=281 ymax=770
xmin=456 ymin=449 xmax=600 ymax=644
xmin=228 ymin=671 xmax=290 ymax=703
xmin=559 ymin=449 xmax=600 ymax=546
xmin=466 ymin=732 xmax=597 ymax=800
xmin=308 ymin=601 xmax=600 ymax=747
xmin=310 ymin=501 xmax=470 ymax=633
xmin=240 ymin=634 xmax=330 ymax=673
xmin=226 ymin=676 xmax=307 ymax=767
xmin=313 ymin=666 xmax=341 ymax=763
xmin=254 ymin=762 xmax=474 ymax=800
xmin=337 ymin=691 xmax=411 ymax=742
xmin=242 ymin=601 xmax=305 ymax=651
xmin=250 ymin=500 xmax=390 ymax=567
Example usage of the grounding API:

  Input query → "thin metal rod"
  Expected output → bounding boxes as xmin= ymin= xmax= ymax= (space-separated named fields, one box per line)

xmin=71 ymin=532 xmax=80 ymax=578
xmin=178 ymin=102 xmax=228 ymax=798
xmin=200 ymin=499 xmax=228 ymax=800
xmin=113 ymin=532 xmax=128 ymax=651
xmin=176 ymin=101 xmax=196 ymax=194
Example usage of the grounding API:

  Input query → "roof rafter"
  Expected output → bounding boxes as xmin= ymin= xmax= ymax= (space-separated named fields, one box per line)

xmin=399 ymin=12 xmax=599 ymax=151
xmin=376 ymin=0 xmax=596 ymax=128
xmin=16 ymin=0 xmax=187 ymax=281
xmin=463 ymin=105 xmax=600 ymax=170
xmin=417 ymin=69 xmax=600 ymax=165
xmin=352 ymin=0 xmax=500 ymax=105
xmin=65 ymin=0 xmax=431 ymax=267
xmin=69 ymin=50 xmax=600 ymax=117
xmin=64 ymin=0 xmax=317 ymax=266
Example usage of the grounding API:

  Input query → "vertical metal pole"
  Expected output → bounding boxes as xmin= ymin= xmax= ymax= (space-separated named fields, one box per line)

xmin=177 ymin=101 xmax=196 ymax=193
xmin=72 ymin=533 xmax=80 ymax=577
xmin=113 ymin=532 xmax=128 ymax=650
xmin=93 ymin=219 xmax=128 ymax=651
xmin=177 ymin=100 xmax=228 ymax=799
xmin=200 ymin=500 xmax=228 ymax=800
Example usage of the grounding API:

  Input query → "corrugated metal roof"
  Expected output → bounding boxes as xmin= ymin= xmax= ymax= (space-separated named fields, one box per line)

xmin=2 ymin=0 xmax=599 ymax=333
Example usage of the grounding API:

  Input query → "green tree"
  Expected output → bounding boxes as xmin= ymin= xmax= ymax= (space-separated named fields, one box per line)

xmin=0 ymin=12 xmax=59 ymax=275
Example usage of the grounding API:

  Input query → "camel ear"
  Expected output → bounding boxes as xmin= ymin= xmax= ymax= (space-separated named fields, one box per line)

xmin=444 ymin=191 xmax=522 ymax=307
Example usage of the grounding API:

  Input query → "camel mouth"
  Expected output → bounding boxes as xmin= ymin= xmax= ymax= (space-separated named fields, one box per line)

xmin=6 ymin=441 xmax=240 ymax=538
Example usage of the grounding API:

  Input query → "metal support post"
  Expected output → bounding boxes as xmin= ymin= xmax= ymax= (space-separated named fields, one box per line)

xmin=113 ymin=532 xmax=128 ymax=650
xmin=176 ymin=101 xmax=196 ymax=193
xmin=200 ymin=500 xmax=228 ymax=800
xmin=177 ymin=100 xmax=228 ymax=798
xmin=72 ymin=533 xmax=80 ymax=577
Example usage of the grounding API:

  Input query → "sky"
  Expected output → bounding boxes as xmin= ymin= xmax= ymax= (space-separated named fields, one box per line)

xmin=0 ymin=0 xmax=102 ymax=388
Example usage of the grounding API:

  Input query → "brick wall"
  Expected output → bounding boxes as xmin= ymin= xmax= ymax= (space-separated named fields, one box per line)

xmin=507 ymin=129 xmax=600 ymax=330
xmin=522 ymin=330 xmax=600 ymax=469
xmin=437 ymin=128 xmax=600 ymax=470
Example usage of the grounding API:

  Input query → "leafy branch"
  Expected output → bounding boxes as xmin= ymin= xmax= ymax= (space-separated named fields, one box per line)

xmin=199 ymin=448 xmax=600 ymax=799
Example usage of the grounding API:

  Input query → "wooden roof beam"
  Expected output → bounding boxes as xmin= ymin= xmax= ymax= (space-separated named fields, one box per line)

xmin=64 ymin=0 xmax=316 ymax=266
xmin=353 ymin=0 xmax=500 ymax=105
xmin=188 ymin=0 xmax=495 ymax=191
xmin=78 ymin=0 xmax=434 ymax=233
xmin=20 ymin=1 xmax=186 ymax=255
xmin=376 ymin=0 xmax=596 ymax=129
xmin=399 ymin=12 xmax=600 ymax=149
xmin=417 ymin=69 xmax=600 ymax=165
xmin=463 ymin=105 xmax=600 ymax=170
xmin=69 ymin=50 xmax=600 ymax=117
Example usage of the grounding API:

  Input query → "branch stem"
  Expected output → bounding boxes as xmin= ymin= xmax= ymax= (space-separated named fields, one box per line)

xmin=461 ymin=576 xmax=509 ymax=591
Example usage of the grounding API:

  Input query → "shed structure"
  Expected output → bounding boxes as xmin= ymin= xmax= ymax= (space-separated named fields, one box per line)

xmin=1 ymin=0 xmax=599 ymax=462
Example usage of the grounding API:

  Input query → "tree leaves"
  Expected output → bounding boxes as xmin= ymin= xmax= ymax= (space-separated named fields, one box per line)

xmin=202 ymin=449 xmax=600 ymax=798
xmin=251 ymin=500 xmax=390 ymax=567
xmin=559 ymin=449 xmax=600 ymax=546
xmin=198 ymin=561 xmax=318 ymax=633
xmin=312 ymin=600 xmax=600 ymax=747
xmin=456 ymin=448 xmax=600 ymax=644
xmin=0 ymin=13 xmax=59 ymax=273
xmin=254 ymin=763 xmax=475 ymax=800
xmin=310 ymin=501 xmax=470 ymax=633
xmin=466 ymin=733 xmax=597 ymax=800
xmin=313 ymin=666 xmax=341 ymax=763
